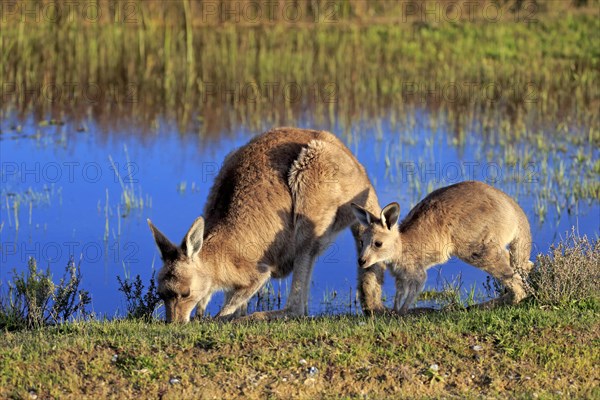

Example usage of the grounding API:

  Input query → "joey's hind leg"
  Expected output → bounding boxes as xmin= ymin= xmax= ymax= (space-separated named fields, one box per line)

xmin=464 ymin=246 xmax=528 ymax=309
xmin=393 ymin=268 xmax=427 ymax=315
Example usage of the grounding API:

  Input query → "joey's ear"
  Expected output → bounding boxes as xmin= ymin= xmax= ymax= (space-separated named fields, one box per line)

xmin=181 ymin=216 xmax=205 ymax=259
xmin=147 ymin=219 xmax=179 ymax=261
xmin=351 ymin=203 xmax=373 ymax=226
xmin=380 ymin=202 xmax=400 ymax=230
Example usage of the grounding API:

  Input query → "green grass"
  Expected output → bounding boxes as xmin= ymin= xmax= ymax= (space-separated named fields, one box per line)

xmin=2 ymin=233 xmax=597 ymax=398
xmin=0 ymin=301 xmax=598 ymax=399
xmin=3 ymin=232 xmax=597 ymax=398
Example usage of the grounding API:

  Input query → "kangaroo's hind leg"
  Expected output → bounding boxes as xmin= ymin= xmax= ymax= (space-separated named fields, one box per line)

xmin=463 ymin=243 xmax=528 ymax=309
xmin=245 ymin=207 xmax=338 ymax=321
xmin=288 ymin=205 xmax=342 ymax=317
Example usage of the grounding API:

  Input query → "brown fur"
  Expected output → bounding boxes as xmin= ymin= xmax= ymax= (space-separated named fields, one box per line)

xmin=148 ymin=127 xmax=385 ymax=322
xmin=352 ymin=181 xmax=533 ymax=314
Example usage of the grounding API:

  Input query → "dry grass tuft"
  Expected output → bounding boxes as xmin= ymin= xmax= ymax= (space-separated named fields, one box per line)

xmin=529 ymin=230 xmax=600 ymax=306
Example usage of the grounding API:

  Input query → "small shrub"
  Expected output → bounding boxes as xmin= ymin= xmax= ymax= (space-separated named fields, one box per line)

xmin=117 ymin=271 xmax=161 ymax=320
xmin=482 ymin=274 xmax=505 ymax=300
xmin=0 ymin=257 xmax=91 ymax=330
xmin=529 ymin=231 xmax=600 ymax=306
xmin=420 ymin=272 xmax=483 ymax=310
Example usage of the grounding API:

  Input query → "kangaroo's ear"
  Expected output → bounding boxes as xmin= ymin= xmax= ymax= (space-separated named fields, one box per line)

xmin=381 ymin=202 xmax=400 ymax=230
xmin=351 ymin=203 xmax=373 ymax=226
xmin=181 ymin=216 xmax=205 ymax=260
xmin=147 ymin=219 xmax=179 ymax=261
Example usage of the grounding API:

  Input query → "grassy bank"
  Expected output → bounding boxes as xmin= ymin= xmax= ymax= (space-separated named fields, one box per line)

xmin=1 ymin=234 xmax=599 ymax=398
xmin=0 ymin=302 xmax=598 ymax=399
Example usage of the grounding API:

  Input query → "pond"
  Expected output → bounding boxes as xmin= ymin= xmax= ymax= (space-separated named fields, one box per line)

xmin=1 ymin=3 xmax=598 ymax=317
xmin=1 ymin=107 xmax=597 ymax=317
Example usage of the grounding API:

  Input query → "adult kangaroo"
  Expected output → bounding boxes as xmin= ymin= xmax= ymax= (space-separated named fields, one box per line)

xmin=352 ymin=181 xmax=533 ymax=314
xmin=148 ymin=127 xmax=385 ymax=322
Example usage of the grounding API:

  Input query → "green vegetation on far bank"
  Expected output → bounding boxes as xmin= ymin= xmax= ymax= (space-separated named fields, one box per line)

xmin=1 ymin=302 xmax=598 ymax=399
xmin=3 ymin=1 xmax=598 ymax=212
xmin=1 ymin=1 xmax=598 ymax=134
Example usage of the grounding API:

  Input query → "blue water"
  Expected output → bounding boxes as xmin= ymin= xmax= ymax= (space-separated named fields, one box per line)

xmin=1 ymin=113 xmax=598 ymax=317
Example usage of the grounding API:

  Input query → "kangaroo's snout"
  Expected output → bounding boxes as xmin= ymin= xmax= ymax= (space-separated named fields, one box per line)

xmin=358 ymin=257 xmax=368 ymax=267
